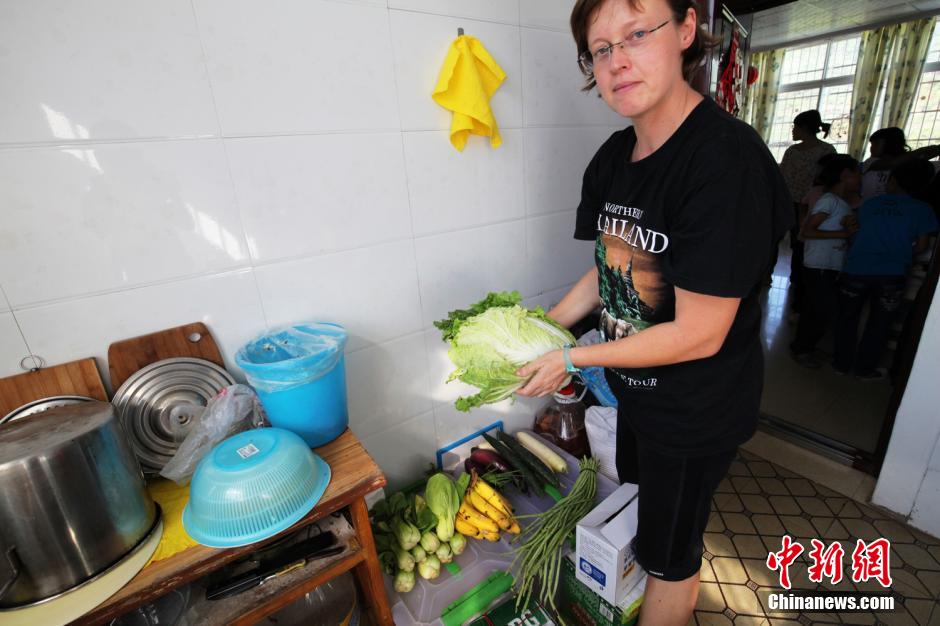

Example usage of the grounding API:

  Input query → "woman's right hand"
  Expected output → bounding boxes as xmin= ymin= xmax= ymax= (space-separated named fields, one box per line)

xmin=515 ymin=350 xmax=569 ymax=397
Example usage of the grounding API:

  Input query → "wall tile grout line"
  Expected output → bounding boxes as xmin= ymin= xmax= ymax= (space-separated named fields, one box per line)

xmin=0 ymin=283 xmax=39 ymax=371
xmin=5 ymin=265 xmax=256 ymax=313
xmin=186 ymin=0 xmax=271 ymax=332
xmin=0 ymin=123 xmax=629 ymax=152
xmin=383 ymin=2 xmax=439 ymax=451
xmin=386 ymin=5 xmax=520 ymax=29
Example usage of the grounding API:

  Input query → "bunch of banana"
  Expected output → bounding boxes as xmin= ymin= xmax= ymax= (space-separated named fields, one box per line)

xmin=455 ymin=475 xmax=521 ymax=541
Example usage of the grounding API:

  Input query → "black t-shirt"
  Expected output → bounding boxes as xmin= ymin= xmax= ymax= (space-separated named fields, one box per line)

xmin=574 ymin=97 xmax=793 ymax=455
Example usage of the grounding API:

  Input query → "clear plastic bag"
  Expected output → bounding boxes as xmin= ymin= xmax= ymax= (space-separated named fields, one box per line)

xmin=235 ymin=323 xmax=348 ymax=393
xmin=160 ymin=384 xmax=267 ymax=485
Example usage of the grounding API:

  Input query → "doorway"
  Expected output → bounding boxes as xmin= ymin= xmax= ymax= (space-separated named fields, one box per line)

xmin=757 ymin=235 xmax=937 ymax=473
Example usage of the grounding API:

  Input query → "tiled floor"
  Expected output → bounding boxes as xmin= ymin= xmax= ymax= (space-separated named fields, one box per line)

xmin=742 ymin=431 xmax=877 ymax=503
xmin=692 ymin=447 xmax=940 ymax=625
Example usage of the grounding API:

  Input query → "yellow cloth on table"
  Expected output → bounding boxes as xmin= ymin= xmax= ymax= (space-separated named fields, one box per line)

xmin=146 ymin=478 xmax=197 ymax=565
xmin=432 ymin=35 xmax=506 ymax=151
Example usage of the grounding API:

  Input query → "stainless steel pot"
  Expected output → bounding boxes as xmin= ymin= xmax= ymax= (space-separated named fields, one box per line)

xmin=0 ymin=401 xmax=156 ymax=607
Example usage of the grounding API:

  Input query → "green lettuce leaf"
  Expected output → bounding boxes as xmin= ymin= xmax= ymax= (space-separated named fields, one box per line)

xmin=434 ymin=291 xmax=522 ymax=342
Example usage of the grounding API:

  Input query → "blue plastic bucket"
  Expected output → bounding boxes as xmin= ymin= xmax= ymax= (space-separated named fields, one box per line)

xmin=235 ymin=323 xmax=348 ymax=447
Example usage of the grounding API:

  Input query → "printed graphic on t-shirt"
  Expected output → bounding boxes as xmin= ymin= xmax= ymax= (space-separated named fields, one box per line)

xmin=595 ymin=202 xmax=672 ymax=343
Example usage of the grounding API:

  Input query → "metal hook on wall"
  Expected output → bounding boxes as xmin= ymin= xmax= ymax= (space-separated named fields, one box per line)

xmin=20 ymin=355 xmax=45 ymax=372
xmin=458 ymin=27 xmax=464 ymax=36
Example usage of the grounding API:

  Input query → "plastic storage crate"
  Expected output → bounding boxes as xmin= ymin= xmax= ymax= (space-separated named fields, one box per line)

xmin=387 ymin=431 xmax=619 ymax=625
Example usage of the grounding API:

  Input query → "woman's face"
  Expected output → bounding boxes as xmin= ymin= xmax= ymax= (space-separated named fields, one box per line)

xmin=792 ymin=124 xmax=809 ymax=142
xmin=870 ymin=139 xmax=885 ymax=158
xmin=587 ymin=0 xmax=695 ymax=120
xmin=842 ymin=167 xmax=862 ymax=193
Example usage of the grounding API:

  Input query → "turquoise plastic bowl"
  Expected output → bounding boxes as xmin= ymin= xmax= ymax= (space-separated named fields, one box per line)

xmin=182 ymin=428 xmax=331 ymax=548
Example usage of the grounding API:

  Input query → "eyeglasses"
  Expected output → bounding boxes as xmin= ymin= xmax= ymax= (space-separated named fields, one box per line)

xmin=578 ymin=20 xmax=671 ymax=75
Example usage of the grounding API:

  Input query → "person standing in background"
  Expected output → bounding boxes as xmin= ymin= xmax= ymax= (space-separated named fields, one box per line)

xmin=804 ymin=153 xmax=863 ymax=214
xmin=862 ymin=128 xmax=910 ymax=203
xmin=835 ymin=158 xmax=939 ymax=379
xmin=790 ymin=155 xmax=860 ymax=368
xmin=514 ymin=0 xmax=792 ymax=623
xmin=779 ymin=110 xmax=836 ymax=317
xmin=862 ymin=127 xmax=940 ymax=202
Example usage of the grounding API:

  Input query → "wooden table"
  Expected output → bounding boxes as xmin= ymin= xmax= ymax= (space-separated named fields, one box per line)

xmin=74 ymin=429 xmax=393 ymax=626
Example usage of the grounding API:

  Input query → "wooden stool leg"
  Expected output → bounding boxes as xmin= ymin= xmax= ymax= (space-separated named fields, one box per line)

xmin=350 ymin=497 xmax=395 ymax=625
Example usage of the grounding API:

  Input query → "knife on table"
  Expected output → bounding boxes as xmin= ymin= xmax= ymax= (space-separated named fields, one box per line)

xmin=207 ymin=531 xmax=342 ymax=600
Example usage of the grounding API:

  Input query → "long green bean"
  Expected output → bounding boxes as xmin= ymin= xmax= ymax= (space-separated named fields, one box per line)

xmin=511 ymin=457 xmax=599 ymax=620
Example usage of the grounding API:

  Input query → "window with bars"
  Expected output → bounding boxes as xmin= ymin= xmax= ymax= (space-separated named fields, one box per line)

xmin=906 ymin=20 xmax=940 ymax=151
xmin=767 ymin=36 xmax=861 ymax=161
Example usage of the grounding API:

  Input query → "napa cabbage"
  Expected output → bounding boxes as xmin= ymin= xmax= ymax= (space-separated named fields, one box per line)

xmin=435 ymin=292 xmax=576 ymax=411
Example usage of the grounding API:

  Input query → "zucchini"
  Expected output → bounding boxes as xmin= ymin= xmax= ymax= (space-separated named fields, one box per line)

xmin=497 ymin=431 xmax=560 ymax=488
xmin=482 ymin=432 xmax=544 ymax=494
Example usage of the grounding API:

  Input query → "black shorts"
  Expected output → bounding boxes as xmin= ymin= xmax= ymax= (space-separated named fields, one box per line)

xmin=616 ymin=416 xmax=736 ymax=582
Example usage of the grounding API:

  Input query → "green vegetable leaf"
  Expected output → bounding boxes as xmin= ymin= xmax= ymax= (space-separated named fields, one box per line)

xmin=425 ymin=473 xmax=460 ymax=542
xmin=388 ymin=492 xmax=408 ymax=516
xmin=455 ymin=472 xmax=471 ymax=498
xmin=379 ymin=551 xmax=396 ymax=575
xmin=434 ymin=291 xmax=522 ymax=342
xmin=413 ymin=494 xmax=438 ymax=532
xmin=392 ymin=514 xmax=421 ymax=551
xmin=375 ymin=533 xmax=393 ymax=552
xmin=370 ymin=499 xmax=389 ymax=521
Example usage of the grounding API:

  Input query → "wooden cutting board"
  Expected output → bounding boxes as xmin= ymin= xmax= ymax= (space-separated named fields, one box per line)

xmin=0 ymin=358 xmax=108 ymax=418
xmin=107 ymin=322 xmax=225 ymax=390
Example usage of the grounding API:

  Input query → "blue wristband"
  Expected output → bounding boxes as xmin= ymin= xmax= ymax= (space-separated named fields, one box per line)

xmin=563 ymin=345 xmax=580 ymax=374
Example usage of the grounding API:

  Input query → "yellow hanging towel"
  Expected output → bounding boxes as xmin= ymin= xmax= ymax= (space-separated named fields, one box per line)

xmin=432 ymin=35 xmax=506 ymax=151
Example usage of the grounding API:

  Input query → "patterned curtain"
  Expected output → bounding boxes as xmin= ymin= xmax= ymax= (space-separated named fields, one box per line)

xmin=883 ymin=18 xmax=935 ymax=128
xmin=743 ymin=48 xmax=785 ymax=142
xmin=848 ymin=25 xmax=897 ymax=160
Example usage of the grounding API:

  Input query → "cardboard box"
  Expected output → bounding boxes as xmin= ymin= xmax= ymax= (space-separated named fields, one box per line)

xmin=559 ymin=554 xmax=645 ymax=626
xmin=575 ymin=483 xmax=641 ymax=605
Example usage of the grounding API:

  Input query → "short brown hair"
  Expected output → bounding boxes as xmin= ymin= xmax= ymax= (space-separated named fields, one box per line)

xmin=570 ymin=0 xmax=717 ymax=91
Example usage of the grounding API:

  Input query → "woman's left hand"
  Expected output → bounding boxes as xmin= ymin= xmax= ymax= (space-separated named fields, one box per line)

xmin=515 ymin=350 xmax=569 ymax=397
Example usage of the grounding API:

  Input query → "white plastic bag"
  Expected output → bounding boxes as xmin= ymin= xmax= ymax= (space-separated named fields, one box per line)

xmin=585 ymin=405 xmax=619 ymax=482
xmin=160 ymin=384 xmax=267 ymax=485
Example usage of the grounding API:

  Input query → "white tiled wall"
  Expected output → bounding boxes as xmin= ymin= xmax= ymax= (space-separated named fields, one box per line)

xmin=873 ymin=292 xmax=940 ymax=537
xmin=0 ymin=0 xmax=623 ymax=490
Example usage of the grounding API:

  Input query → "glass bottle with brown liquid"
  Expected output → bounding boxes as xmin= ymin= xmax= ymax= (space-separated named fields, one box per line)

xmin=533 ymin=384 xmax=590 ymax=459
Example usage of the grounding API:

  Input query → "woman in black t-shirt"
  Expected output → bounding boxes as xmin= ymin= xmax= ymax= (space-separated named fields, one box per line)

xmin=514 ymin=0 xmax=792 ymax=623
